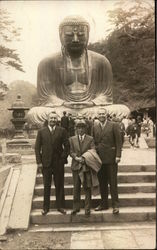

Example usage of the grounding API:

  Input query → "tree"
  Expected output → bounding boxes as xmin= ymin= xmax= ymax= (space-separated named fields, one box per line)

xmin=0 ymin=80 xmax=9 ymax=100
xmin=0 ymin=8 xmax=24 ymax=72
xmin=88 ymin=0 xmax=155 ymax=111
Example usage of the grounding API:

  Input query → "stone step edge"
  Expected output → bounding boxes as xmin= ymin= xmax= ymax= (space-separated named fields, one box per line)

xmin=20 ymin=160 xmax=156 ymax=167
xmin=31 ymin=206 xmax=156 ymax=216
xmin=30 ymin=208 xmax=155 ymax=224
xmin=34 ymin=183 xmax=156 ymax=189
xmin=36 ymin=172 xmax=156 ymax=178
xmin=64 ymin=164 xmax=155 ymax=167
xmin=29 ymin=221 xmax=155 ymax=233
xmin=33 ymin=193 xmax=156 ymax=201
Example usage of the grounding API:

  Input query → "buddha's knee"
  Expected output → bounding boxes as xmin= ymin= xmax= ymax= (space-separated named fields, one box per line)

xmin=27 ymin=106 xmax=54 ymax=125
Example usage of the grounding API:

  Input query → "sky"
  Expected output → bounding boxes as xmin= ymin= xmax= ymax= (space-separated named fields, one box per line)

xmin=0 ymin=0 xmax=117 ymax=86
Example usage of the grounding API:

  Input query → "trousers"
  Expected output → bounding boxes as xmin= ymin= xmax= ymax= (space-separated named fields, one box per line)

xmin=42 ymin=163 xmax=65 ymax=210
xmin=98 ymin=163 xmax=119 ymax=208
xmin=72 ymin=170 xmax=91 ymax=211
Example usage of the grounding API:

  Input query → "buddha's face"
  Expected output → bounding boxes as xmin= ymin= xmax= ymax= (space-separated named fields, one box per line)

xmin=60 ymin=25 xmax=89 ymax=57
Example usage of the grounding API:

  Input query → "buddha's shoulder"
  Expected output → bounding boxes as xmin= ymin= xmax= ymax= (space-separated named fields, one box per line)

xmin=88 ymin=50 xmax=111 ymax=65
xmin=38 ymin=51 xmax=63 ymax=67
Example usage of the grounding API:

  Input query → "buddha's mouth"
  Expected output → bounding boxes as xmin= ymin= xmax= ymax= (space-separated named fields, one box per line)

xmin=67 ymin=43 xmax=84 ymax=50
xmin=69 ymin=46 xmax=83 ymax=51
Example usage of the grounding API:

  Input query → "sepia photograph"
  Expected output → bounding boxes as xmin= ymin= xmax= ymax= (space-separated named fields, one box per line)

xmin=0 ymin=0 xmax=156 ymax=249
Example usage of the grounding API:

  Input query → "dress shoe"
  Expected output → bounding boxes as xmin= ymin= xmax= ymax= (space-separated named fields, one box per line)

xmin=94 ymin=205 xmax=109 ymax=211
xmin=85 ymin=209 xmax=91 ymax=216
xmin=71 ymin=209 xmax=80 ymax=215
xmin=41 ymin=209 xmax=49 ymax=215
xmin=113 ymin=208 xmax=119 ymax=214
xmin=57 ymin=208 xmax=66 ymax=214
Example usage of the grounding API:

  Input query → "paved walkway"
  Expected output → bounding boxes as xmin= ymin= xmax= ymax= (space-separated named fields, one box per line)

xmin=120 ymin=148 xmax=155 ymax=165
xmin=70 ymin=227 xmax=156 ymax=249
xmin=29 ymin=222 xmax=156 ymax=249
xmin=22 ymin=148 xmax=156 ymax=166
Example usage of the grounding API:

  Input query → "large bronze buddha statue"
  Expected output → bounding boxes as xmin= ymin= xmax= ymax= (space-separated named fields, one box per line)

xmin=28 ymin=16 xmax=129 ymax=125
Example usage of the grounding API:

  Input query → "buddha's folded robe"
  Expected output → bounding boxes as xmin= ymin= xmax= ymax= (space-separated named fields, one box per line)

xmin=27 ymin=15 xmax=130 ymax=126
xmin=37 ymin=50 xmax=113 ymax=106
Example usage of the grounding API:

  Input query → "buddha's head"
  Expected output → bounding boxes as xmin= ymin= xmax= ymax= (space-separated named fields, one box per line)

xmin=59 ymin=15 xmax=90 ymax=58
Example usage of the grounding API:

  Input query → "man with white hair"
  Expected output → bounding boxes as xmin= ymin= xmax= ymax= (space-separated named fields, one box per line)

xmin=92 ymin=108 xmax=122 ymax=214
xmin=35 ymin=112 xmax=69 ymax=215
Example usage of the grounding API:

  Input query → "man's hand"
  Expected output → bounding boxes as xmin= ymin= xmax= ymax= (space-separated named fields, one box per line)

xmin=75 ymin=156 xmax=85 ymax=163
xmin=115 ymin=157 xmax=121 ymax=164
xmin=37 ymin=163 xmax=43 ymax=174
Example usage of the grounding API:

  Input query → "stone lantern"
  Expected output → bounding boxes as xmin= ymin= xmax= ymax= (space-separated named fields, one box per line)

xmin=7 ymin=94 xmax=32 ymax=152
xmin=8 ymin=94 xmax=29 ymax=139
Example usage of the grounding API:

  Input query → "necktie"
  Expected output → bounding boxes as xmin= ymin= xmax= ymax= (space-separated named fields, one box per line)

xmin=51 ymin=127 xmax=55 ymax=135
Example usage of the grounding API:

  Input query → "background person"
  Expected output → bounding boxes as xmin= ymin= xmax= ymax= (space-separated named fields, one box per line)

xmin=61 ymin=111 xmax=69 ymax=133
xmin=35 ymin=112 xmax=69 ymax=215
xmin=126 ymin=118 xmax=139 ymax=148
xmin=68 ymin=113 xmax=75 ymax=137
xmin=117 ymin=117 xmax=125 ymax=146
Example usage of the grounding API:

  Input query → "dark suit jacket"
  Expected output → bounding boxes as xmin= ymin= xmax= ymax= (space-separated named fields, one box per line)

xmin=35 ymin=125 xmax=69 ymax=167
xmin=69 ymin=135 xmax=95 ymax=171
xmin=92 ymin=121 xmax=122 ymax=164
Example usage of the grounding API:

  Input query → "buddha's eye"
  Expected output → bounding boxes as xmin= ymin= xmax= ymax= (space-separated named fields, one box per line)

xmin=78 ymin=32 xmax=85 ymax=36
xmin=65 ymin=32 xmax=73 ymax=36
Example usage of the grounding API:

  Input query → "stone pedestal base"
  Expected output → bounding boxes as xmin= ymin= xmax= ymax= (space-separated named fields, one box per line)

xmin=27 ymin=104 xmax=130 ymax=126
xmin=7 ymin=139 xmax=33 ymax=154
xmin=0 ymin=153 xmax=21 ymax=164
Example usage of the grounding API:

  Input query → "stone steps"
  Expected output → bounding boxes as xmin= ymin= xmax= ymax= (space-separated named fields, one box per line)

xmin=35 ymin=172 xmax=155 ymax=185
xmin=32 ymin=193 xmax=156 ymax=209
xmin=30 ymin=206 xmax=156 ymax=224
xmin=63 ymin=164 xmax=155 ymax=173
xmin=34 ymin=183 xmax=156 ymax=196
xmin=30 ymin=148 xmax=156 ymax=225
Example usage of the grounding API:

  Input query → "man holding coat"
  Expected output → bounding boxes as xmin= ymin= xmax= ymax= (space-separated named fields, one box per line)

xmin=69 ymin=119 xmax=101 ymax=216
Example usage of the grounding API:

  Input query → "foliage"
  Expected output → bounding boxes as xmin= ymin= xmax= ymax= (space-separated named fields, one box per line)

xmin=88 ymin=0 xmax=155 ymax=111
xmin=0 ymin=80 xmax=9 ymax=100
xmin=0 ymin=8 xmax=24 ymax=72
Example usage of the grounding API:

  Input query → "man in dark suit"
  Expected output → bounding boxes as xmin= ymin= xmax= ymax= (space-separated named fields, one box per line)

xmin=69 ymin=119 xmax=95 ymax=216
xmin=92 ymin=108 xmax=122 ymax=214
xmin=61 ymin=111 xmax=69 ymax=133
xmin=68 ymin=113 xmax=75 ymax=137
xmin=35 ymin=112 xmax=69 ymax=215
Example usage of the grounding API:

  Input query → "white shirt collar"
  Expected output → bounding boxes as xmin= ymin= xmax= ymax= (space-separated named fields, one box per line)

xmin=79 ymin=134 xmax=85 ymax=141
xmin=48 ymin=125 xmax=56 ymax=132
xmin=100 ymin=119 xmax=107 ymax=128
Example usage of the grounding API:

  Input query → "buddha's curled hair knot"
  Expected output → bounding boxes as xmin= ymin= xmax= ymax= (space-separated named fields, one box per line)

xmin=59 ymin=15 xmax=90 ymax=33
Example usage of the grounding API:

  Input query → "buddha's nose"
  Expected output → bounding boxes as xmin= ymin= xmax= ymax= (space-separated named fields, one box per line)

xmin=73 ymin=33 xmax=79 ymax=42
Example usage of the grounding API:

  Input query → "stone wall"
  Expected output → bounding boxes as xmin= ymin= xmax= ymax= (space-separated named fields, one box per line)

xmin=0 ymin=166 xmax=11 ymax=198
